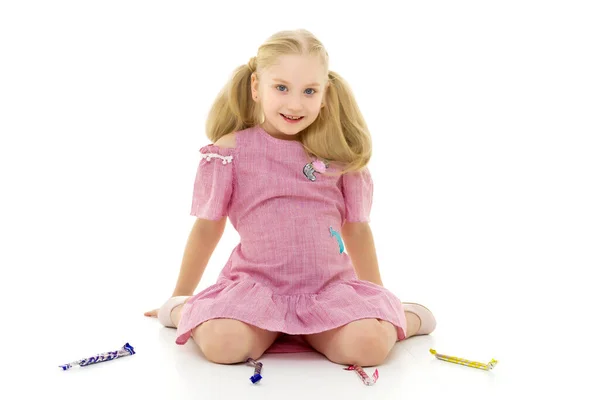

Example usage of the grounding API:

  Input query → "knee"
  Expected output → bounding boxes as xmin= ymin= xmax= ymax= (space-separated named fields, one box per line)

xmin=340 ymin=324 xmax=392 ymax=367
xmin=195 ymin=319 xmax=254 ymax=364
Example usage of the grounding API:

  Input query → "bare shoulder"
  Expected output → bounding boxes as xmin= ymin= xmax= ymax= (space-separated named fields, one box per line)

xmin=213 ymin=132 xmax=237 ymax=148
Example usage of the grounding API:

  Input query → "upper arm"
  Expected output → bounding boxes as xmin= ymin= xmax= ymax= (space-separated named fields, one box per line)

xmin=342 ymin=221 xmax=370 ymax=237
xmin=190 ymin=139 xmax=236 ymax=220
xmin=193 ymin=215 xmax=227 ymax=236
xmin=213 ymin=132 xmax=237 ymax=148
xmin=341 ymin=167 xmax=373 ymax=223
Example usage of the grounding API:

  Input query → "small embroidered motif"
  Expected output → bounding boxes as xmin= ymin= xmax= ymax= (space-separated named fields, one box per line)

xmin=330 ymin=226 xmax=345 ymax=254
xmin=200 ymin=152 xmax=233 ymax=165
xmin=303 ymin=158 xmax=329 ymax=181
xmin=312 ymin=160 xmax=327 ymax=173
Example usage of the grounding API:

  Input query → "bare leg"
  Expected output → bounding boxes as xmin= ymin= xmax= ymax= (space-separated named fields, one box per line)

xmin=171 ymin=302 xmax=280 ymax=364
xmin=303 ymin=318 xmax=397 ymax=367
xmin=303 ymin=311 xmax=423 ymax=367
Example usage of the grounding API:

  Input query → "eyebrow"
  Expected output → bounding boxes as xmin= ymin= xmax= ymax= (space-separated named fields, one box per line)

xmin=273 ymin=78 xmax=321 ymax=87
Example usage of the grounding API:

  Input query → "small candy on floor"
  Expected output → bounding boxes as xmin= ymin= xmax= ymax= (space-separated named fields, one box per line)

xmin=344 ymin=365 xmax=379 ymax=386
xmin=246 ymin=357 xmax=263 ymax=384
xmin=59 ymin=343 xmax=135 ymax=370
xmin=430 ymin=348 xmax=498 ymax=370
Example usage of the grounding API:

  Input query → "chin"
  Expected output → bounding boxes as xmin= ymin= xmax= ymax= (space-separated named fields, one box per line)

xmin=280 ymin=128 xmax=301 ymax=135
xmin=274 ymin=123 xmax=300 ymax=133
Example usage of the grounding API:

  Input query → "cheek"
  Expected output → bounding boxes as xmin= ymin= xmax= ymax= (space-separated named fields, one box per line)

xmin=310 ymin=99 xmax=324 ymax=114
xmin=260 ymin=92 xmax=278 ymax=108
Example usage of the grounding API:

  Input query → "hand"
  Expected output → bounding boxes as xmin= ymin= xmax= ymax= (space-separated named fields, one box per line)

xmin=144 ymin=295 xmax=191 ymax=318
xmin=144 ymin=308 xmax=159 ymax=318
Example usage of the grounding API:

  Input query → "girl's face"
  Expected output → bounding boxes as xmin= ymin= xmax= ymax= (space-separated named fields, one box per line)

xmin=251 ymin=54 xmax=327 ymax=141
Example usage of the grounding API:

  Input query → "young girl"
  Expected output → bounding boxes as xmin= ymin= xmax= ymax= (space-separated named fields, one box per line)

xmin=144 ymin=29 xmax=436 ymax=368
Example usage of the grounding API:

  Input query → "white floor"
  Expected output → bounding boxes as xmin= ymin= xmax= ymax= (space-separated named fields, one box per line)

xmin=14 ymin=291 xmax=591 ymax=400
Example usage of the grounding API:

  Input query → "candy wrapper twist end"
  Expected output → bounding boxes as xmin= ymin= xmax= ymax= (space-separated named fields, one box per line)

xmin=344 ymin=365 xmax=379 ymax=385
xmin=246 ymin=358 xmax=263 ymax=384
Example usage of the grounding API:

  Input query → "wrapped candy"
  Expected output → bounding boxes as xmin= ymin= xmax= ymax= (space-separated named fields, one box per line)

xmin=430 ymin=348 xmax=497 ymax=370
xmin=59 ymin=343 xmax=135 ymax=370
xmin=344 ymin=365 xmax=379 ymax=386
xmin=246 ymin=357 xmax=263 ymax=384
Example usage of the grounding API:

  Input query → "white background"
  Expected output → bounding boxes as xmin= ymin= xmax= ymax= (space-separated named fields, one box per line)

xmin=1 ymin=1 xmax=598 ymax=398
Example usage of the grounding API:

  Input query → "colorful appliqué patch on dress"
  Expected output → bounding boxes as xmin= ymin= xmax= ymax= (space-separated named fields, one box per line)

xmin=329 ymin=226 xmax=344 ymax=254
xmin=303 ymin=158 xmax=329 ymax=181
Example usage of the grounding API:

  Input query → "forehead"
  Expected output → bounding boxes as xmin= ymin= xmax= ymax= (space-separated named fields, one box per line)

xmin=264 ymin=54 xmax=326 ymax=86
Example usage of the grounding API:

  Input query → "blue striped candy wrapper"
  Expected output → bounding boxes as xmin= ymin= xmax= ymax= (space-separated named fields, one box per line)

xmin=59 ymin=343 xmax=135 ymax=370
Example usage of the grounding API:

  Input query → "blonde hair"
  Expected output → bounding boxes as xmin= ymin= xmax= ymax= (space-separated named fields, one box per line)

xmin=205 ymin=29 xmax=372 ymax=174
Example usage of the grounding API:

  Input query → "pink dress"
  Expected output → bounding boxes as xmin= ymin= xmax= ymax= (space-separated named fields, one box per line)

xmin=176 ymin=125 xmax=407 ymax=353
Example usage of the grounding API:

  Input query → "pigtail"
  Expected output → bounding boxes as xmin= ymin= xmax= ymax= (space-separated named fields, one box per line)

xmin=205 ymin=60 xmax=258 ymax=143
xmin=303 ymin=70 xmax=372 ymax=174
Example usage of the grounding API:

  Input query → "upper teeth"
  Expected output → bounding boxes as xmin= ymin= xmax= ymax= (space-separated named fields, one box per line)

xmin=284 ymin=114 xmax=301 ymax=120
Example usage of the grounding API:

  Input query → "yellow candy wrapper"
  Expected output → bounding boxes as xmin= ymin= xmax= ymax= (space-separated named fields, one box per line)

xmin=430 ymin=349 xmax=497 ymax=371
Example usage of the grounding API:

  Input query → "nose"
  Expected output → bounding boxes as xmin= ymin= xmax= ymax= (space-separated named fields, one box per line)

xmin=286 ymin=94 xmax=303 ymax=113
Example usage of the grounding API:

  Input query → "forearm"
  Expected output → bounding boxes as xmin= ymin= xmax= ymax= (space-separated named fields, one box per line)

xmin=342 ymin=223 xmax=383 ymax=286
xmin=172 ymin=217 xmax=226 ymax=296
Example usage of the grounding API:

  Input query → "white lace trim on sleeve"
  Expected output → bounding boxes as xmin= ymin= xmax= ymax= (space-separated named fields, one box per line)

xmin=200 ymin=152 xmax=233 ymax=165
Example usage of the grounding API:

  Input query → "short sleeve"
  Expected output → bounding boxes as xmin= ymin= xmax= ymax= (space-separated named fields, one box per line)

xmin=189 ymin=144 xmax=235 ymax=220
xmin=341 ymin=167 xmax=374 ymax=223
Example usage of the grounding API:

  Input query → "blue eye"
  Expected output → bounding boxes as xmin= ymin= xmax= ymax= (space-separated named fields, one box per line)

xmin=275 ymin=85 xmax=316 ymax=95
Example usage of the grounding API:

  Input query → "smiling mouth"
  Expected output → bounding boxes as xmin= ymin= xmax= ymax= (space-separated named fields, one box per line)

xmin=280 ymin=113 xmax=304 ymax=120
